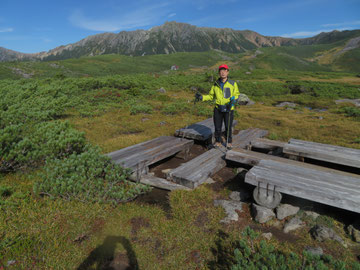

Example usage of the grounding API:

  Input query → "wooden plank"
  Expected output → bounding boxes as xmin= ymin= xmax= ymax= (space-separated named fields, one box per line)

xmin=168 ymin=128 xmax=268 ymax=189
xmin=107 ymin=136 xmax=193 ymax=171
xmin=283 ymin=139 xmax=360 ymax=168
xmin=245 ymin=160 xmax=360 ymax=213
xmin=249 ymin=138 xmax=286 ymax=151
xmin=167 ymin=148 xmax=226 ymax=189
xmin=226 ymin=148 xmax=359 ymax=178
xmin=136 ymin=175 xmax=191 ymax=191
xmin=233 ymin=128 xmax=268 ymax=148
xmin=175 ymin=117 xmax=237 ymax=141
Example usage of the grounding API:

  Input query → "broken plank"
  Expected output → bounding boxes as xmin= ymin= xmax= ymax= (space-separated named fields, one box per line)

xmin=175 ymin=117 xmax=237 ymax=141
xmin=283 ymin=139 xmax=360 ymax=168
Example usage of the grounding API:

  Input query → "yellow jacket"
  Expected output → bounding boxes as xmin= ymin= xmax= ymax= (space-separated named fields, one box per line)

xmin=202 ymin=79 xmax=240 ymax=110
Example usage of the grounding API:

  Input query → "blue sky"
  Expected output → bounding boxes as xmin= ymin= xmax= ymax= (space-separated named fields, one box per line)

xmin=1 ymin=0 xmax=359 ymax=53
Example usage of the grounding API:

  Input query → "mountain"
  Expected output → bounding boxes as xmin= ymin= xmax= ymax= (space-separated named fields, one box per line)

xmin=1 ymin=21 xmax=360 ymax=62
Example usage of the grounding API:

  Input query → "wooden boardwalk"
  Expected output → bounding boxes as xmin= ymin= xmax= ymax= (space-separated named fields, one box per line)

xmin=283 ymin=139 xmax=360 ymax=168
xmin=226 ymin=148 xmax=360 ymax=213
xmin=168 ymin=128 xmax=268 ymax=188
xmin=107 ymin=136 xmax=193 ymax=174
xmin=174 ymin=117 xmax=237 ymax=141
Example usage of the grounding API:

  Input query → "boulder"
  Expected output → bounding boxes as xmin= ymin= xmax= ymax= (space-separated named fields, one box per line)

xmin=214 ymin=200 xmax=243 ymax=223
xmin=283 ymin=217 xmax=304 ymax=233
xmin=262 ymin=232 xmax=273 ymax=240
xmin=335 ymin=99 xmax=360 ymax=107
xmin=276 ymin=204 xmax=300 ymax=220
xmin=310 ymin=225 xmax=345 ymax=245
xmin=252 ymin=204 xmax=275 ymax=224
xmin=304 ymin=246 xmax=323 ymax=256
xmin=157 ymin=87 xmax=166 ymax=93
xmin=229 ymin=190 xmax=250 ymax=202
xmin=347 ymin=220 xmax=360 ymax=243
xmin=276 ymin=102 xmax=297 ymax=108
xmin=304 ymin=211 xmax=320 ymax=220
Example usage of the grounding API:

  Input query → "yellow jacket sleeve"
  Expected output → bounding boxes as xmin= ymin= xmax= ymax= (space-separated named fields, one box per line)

xmin=202 ymin=86 xmax=215 ymax=101
xmin=234 ymin=82 xmax=240 ymax=100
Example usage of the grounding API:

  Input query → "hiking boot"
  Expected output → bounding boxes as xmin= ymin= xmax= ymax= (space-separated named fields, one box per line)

xmin=226 ymin=143 xmax=233 ymax=150
xmin=214 ymin=142 xmax=222 ymax=148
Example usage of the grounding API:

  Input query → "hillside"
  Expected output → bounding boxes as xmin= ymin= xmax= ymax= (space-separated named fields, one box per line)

xmin=0 ymin=21 xmax=359 ymax=62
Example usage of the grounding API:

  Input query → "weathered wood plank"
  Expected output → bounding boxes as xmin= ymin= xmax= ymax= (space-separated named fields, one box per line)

xmin=168 ymin=128 xmax=268 ymax=189
xmin=167 ymin=148 xmax=226 ymax=189
xmin=245 ymin=160 xmax=360 ymax=213
xmin=249 ymin=138 xmax=286 ymax=151
xmin=226 ymin=148 xmax=359 ymax=178
xmin=283 ymin=139 xmax=360 ymax=168
xmin=107 ymin=136 xmax=193 ymax=171
xmin=135 ymin=175 xmax=191 ymax=191
xmin=175 ymin=117 xmax=237 ymax=141
xmin=233 ymin=128 xmax=268 ymax=148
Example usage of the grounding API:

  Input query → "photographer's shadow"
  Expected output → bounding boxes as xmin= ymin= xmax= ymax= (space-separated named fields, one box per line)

xmin=77 ymin=236 xmax=139 ymax=270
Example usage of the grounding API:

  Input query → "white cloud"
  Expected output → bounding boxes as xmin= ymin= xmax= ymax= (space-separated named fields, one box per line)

xmin=168 ymin=13 xmax=176 ymax=18
xmin=0 ymin=27 xmax=14 ymax=33
xmin=321 ymin=20 xmax=360 ymax=27
xmin=69 ymin=3 xmax=170 ymax=32
xmin=281 ymin=27 xmax=353 ymax=38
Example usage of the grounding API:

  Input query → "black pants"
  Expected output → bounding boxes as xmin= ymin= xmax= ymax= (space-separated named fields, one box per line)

xmin=213 ymin=107 xmax=234 ymax=143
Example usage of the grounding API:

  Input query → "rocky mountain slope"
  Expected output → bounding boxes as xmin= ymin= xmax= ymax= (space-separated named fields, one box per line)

xmin=1 ymin=21 xmax=360 ymax=62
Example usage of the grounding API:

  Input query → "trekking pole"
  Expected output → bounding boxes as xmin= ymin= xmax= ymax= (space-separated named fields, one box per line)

xmin=226 ymin=98 xmax=235 ymax=152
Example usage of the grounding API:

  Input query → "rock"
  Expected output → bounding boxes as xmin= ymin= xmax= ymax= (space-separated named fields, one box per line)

xmin=245 ymin=71 xmax=252 ymax=75
xmin=157 ymin=87 xmax=166 ymax=93
xmin=252 ymin=204 xmax=275 ymax=224
xmin=204 ymin=177 xmax=215 ymax=184
xmin=237 ymin=94 xmax=252 ymax=105
xmin=141 ymin=117 xmax=150 ymax=122
xmin=304 ymin=246 xmax=323 ymax=256
xmin=304 ymin=211 xmax=320 ymax=220
xmin=276 ymin=102 xmax=297 ymax=108
xmin=246 ymin=100 xmax=256 ymax=106
xmin=276 ymin=204 xmax=300 ymax=220
xmin=161 ymin=169 xmax=172 ymax=174
xmin=190 ymin=86 xmax=198 ymax=92
xmin=159 ymin=121 xmax=167 ymax=126
xmin=347 ymin=221 xmax=360 ymax=243
xmin=262 ymin=232 xmax=273 ymax=240
xmin=214 ymin=200 xmax=243 ymax=223
xmin=335 ymin=99 xmax=360 ymax=107
xmin=229 ymin=190 xmax=250 ymax=202
xmin=283 ymin=217 xmax=305 ymax=233
xmin=310 ymin=225 xmax=345 ymax=245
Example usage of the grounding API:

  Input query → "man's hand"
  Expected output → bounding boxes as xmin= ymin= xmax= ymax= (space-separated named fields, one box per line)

xmin=195 ymin=92 xmax=202 ymax=101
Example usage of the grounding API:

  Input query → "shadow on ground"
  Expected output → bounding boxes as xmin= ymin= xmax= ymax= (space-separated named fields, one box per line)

xmin=77 ymin=236 xmax=139 ymax=270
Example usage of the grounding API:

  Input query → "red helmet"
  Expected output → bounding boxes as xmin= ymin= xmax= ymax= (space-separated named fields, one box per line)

xmin=218 ymin=64 xmax=229 ymax=70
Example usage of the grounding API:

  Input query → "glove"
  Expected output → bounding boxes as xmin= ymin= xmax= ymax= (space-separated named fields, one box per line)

xmin=195 ymin=92 xmax=202 ymax=101
xmin=228 ymin=96 xmax=236 ymax=107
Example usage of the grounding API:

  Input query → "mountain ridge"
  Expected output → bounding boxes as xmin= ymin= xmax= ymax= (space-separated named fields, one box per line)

xmin=1 ymin=21 xmax=360 ymax=62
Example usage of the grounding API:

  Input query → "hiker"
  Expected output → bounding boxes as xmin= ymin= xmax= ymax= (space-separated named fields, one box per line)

xmin=195 ymin=64 xmax=240 ymax=149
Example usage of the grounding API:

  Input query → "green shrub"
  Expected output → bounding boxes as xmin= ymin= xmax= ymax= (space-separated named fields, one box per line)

xmin=339 ymin=106 xmax=360 ymax=119
xmin=33 ymin=146 xmax=151 ymax=204
xmin=130 ymin=103 xmax=153 ymax=115
xmin=161 ymin=102 xmax=190 ymax=115
xmin=229 ymin=227 xmax=360 ymax=270
xmin=0 ymin=121 xmax=86 ymax=172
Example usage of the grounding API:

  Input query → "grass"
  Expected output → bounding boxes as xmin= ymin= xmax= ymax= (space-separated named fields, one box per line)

xmin=1 ymin=62 xmax=360 ymax=268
